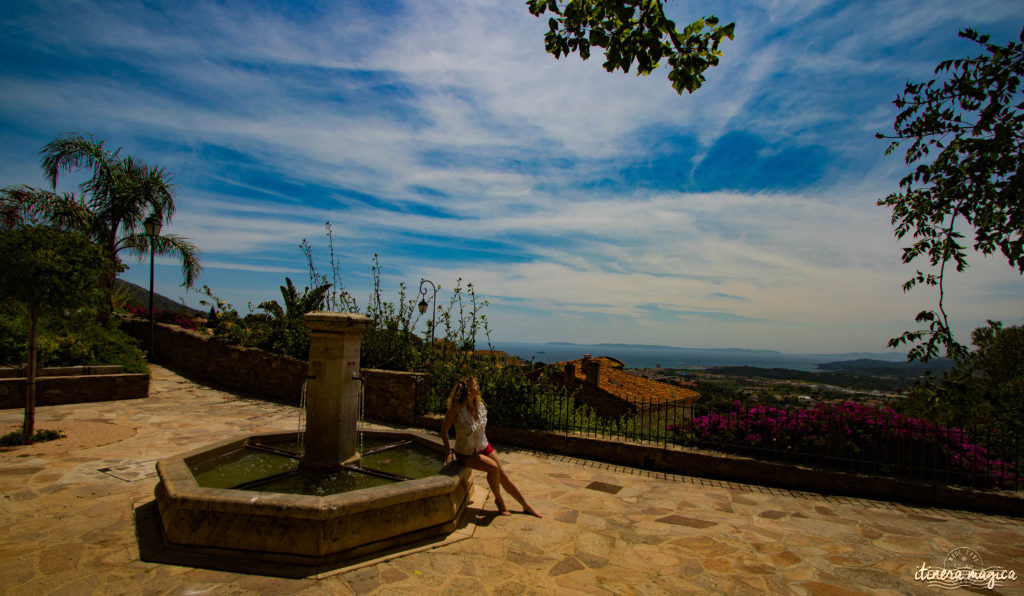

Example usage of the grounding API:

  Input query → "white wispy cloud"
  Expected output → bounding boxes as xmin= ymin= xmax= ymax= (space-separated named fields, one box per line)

xmin=2 ymin=0 xmax=1022 ymax=352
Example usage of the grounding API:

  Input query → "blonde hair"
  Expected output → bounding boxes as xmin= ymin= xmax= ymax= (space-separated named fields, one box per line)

xmin=447 ymin=376 xmax=483 ymax=411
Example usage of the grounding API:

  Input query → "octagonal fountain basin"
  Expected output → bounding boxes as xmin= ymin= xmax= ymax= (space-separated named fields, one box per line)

xmin=153 ymin=429 xmax=473 ymax=566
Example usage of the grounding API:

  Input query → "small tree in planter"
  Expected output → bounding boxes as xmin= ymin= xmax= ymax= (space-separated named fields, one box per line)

xmin=0 ymin=226 xmax=111 ymax=438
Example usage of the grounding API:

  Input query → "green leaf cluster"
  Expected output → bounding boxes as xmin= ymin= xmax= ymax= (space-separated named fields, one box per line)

xmin=896 ymin=322 xmax=1024 ymax=464
xmin=251 ymin=277 xmax=332 ymax=358
xmin=0 ymin=226 xmax=112 ymax=316
xmin=0 ymin=283 xmax=147 ymax=373
xmin=527 ymin=0 xmax=734 ymax=94
xmin=200 ymin=278 xmax=330 ymax=361
xmin=1 ymin=428 xmax=66 ymax=447
xmin=878 ymin=27 xmax=1024 ymax=361
xmin=900 ymin=322 xmax=1024 ymax=425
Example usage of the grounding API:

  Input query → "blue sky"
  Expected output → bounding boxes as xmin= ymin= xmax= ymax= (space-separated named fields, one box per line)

xmin=2 ymin=0 xmax=1022 ymax=354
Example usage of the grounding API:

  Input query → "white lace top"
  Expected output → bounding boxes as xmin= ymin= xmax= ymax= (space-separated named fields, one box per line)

xmin=453 ymin=402 xmax=488 ymax=455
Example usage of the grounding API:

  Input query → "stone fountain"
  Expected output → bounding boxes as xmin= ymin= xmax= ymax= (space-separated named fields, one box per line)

xmin=151 ymin=312 xmax=472 ymax=568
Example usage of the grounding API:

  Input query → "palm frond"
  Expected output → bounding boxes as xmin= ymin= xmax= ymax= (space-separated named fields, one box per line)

xmin=155 ymin=233 xmax=201 ymax=289
xmin=257 ymin=300 xmax=285 ymax=319
xmin=39 ymin=134 xmax=178 ymax=245
xmin=109 ymin=157 xmax=175 ymax=236
xmin=301 ymin=282 xmax=332 ymax=313
xmin=39 ymin=133 xmax=119 ymax=192
xmin=120 ymin=232 xmax=202 ymax=289
xmin=0 ymin=185 xmax=93 ymax=231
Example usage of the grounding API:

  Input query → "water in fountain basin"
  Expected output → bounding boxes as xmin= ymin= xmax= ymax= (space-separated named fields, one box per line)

xmin=187 ymin=435 xmax=445 ymax=495
xmin=359 ymin=442 xmax=447 ymax=479
xmin=256 ymin=467 xmax=394 ymax=496
xmin=189 ymin=448 xmax=297 ymax=489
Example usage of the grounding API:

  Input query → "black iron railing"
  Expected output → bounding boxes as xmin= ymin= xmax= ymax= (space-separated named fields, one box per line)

xmin=421 ymin=390 xmax=1022 ymax=492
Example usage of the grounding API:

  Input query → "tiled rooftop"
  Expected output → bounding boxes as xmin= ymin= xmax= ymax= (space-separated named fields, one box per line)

xmin=560 ymin=355 xmax=701 ymax=405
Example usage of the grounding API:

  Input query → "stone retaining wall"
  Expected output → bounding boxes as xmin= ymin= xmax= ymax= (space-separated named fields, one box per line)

xmin=360 ymin=369 xmax=429 ymax=426
xmin=120 ymin=319 xmax=428 ymax=423
xmin=0 ymin=373 xmax=149 ymax=409
xmin=122 ymin=319 xmax=306 ymax=404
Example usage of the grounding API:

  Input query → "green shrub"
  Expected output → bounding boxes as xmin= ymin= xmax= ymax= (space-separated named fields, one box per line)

xmin=58 ymin=322 xmax=147 ymax=373
xmin=0 ymin=303 xmax=28 ymax=365
xmin=694 ymin=379 xmax=749 ymax=411
xmin=1 ymin=428 xmax=65 ymax=446
xmin=896 ymin=322 xmax=1024 ymax=425
xmin=0 ymin=302 xmax=147 ymax=373
xmin=477 ymin=363 xmax=579 ymax=430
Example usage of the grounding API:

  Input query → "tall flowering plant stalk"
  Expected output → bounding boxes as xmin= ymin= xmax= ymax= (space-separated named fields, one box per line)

xmin=668 ymin=401 xmax=1019 ymax=490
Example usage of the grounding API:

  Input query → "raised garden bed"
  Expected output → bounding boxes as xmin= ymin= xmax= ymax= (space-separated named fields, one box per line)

xmin=0 ymin=365 xmax=149 ymax=409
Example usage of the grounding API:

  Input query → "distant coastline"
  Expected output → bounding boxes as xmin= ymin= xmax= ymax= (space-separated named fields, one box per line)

xmin=546 ymin=341 xmax=781 ymax=354
xmin=490 ymin=341 xmax=909 ymax=372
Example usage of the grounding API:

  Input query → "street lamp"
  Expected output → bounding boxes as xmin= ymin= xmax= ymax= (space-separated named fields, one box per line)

xmin=144 ymin=214 xmax=162 ymax=360
xmin=417 ymin=278 xmax=437 ymax=343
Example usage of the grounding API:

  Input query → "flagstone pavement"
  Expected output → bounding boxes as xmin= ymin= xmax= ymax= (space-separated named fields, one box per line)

xmin=1 ymin=365 xmax=1023 ymax=595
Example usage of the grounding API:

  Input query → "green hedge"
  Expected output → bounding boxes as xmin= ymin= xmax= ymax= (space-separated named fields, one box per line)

xmin=0 ymin=303 xmax=147 ymax=373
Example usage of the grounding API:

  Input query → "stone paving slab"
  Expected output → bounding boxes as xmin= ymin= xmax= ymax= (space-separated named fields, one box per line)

xmin=1 ymin=365 xmax=1022 ymax=594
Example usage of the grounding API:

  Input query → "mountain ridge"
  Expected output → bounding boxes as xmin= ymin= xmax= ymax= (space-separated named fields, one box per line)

xmin=543 ymin=341 xmax=905 ymax=361
xmin=114 ymin=279 xmax=205 ymax=317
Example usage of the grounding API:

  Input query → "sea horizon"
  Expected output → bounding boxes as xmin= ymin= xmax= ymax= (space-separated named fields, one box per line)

xmin=484 ymin=340 xmax=908 ymax=372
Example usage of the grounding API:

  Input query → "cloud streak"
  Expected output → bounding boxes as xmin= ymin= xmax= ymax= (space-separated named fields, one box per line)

xmin=1 ymin=0 xmax=1022 ymax=352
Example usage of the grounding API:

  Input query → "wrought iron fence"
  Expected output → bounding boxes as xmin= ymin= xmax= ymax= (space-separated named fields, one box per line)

xmin=422 ymin=389 xmax=1022 ymax=492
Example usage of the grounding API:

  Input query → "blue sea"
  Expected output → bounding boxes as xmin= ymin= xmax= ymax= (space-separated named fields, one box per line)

xmin=487 ymin=341 xmax=907 ymax=372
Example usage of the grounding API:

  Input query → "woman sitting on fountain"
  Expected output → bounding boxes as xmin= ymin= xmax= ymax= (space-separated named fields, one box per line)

xmin=442 ymin=376 xmax=542 ymax=518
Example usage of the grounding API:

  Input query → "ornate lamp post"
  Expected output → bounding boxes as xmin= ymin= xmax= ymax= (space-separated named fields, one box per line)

xmin=417 ymin=278 xmax=437 ymax=343
xmin=144 ymin=214 xmax=162 ymax=360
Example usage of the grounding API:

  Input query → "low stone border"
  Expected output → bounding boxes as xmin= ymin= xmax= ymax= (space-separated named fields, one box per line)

xmin=412 ymin=414 xmax=1024 ymax=518
xmin=0 ymin=373 xmax=149 ymax=409
xmin=0 ymin=364 xmax=125 ymax=378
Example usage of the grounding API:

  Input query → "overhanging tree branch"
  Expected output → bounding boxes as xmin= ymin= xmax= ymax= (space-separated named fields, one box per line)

xmin=878 ymin=27 xmax=1024 ymax=362
xmin=527 ymin=0 xmax=735 ymax=94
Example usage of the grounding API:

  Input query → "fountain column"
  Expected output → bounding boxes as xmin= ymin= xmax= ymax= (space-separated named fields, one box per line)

xmin=300 ymin=312 xmax=370 ymax=470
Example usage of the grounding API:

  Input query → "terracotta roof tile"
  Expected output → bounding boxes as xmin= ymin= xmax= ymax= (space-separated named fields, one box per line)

xmin=560 ymin=356 xmax=700 ymax=405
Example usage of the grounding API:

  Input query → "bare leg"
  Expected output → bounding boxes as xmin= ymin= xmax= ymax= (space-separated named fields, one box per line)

xmin=488 ymin=451 xmax=542 ymax=518
xmin=461 ymin=453 xmax=510 ymax=515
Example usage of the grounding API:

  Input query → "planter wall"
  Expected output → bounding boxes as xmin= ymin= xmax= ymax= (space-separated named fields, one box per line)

xmin=0 ymin=370 xmax=149 ymax=409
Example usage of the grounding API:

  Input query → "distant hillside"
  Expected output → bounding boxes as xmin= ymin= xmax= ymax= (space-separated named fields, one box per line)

xmin=114 ymin=279 xmax=204 ymax=317
xmin=599 ymin=343 xmax=781 ymax=355
xmin=548 ymin=341 xmax=781 ymax=355
xmin=543 ymin=341 xmax=908 ymax=362
xmin=815 ymin=358 xmax=953 ymax=377
xmin=705 ymin=365 xmax=922 ymax=392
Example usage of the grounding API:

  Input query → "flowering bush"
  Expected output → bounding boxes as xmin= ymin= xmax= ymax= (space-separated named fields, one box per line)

xmin=123 ymin=304 xmax=199 ymax=330
xmin=668 ymin=401 xmax=1020 ymax=490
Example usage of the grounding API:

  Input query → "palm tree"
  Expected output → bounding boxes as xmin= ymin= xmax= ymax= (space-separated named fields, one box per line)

xmin=2 ymin=133 xmax=201 ymax=313
xmin=257 ymin=277 xmax=333 ymax=321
